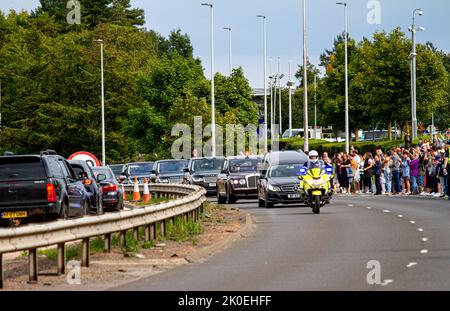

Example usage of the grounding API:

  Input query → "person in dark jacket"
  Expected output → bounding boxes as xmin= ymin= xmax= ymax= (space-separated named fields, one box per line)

xmin=373 ymin=155 xmax=382 ymax=195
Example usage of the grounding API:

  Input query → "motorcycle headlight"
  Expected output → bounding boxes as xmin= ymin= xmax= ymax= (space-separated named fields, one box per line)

xmin=268 ymin=184 xmax=281 ymax=192
xmin=313 ymin=178 xmax=326 ymax=188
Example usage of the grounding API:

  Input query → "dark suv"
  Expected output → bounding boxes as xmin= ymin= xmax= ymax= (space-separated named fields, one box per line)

xmin=0 ymin=151 xmax=91 ymax=225
xmin=258 ymin=150 xmax=308 ymax=208
xmin=184 ymin=157 xmax=225 ymax=194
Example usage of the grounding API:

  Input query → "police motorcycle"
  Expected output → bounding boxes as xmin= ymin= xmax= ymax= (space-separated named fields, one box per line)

xmin=298 ymin=151 xmax=334 ymax=214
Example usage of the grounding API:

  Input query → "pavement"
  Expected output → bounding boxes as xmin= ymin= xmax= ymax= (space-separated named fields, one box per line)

xmin=111 ymin=195 xmax=450 ymax=291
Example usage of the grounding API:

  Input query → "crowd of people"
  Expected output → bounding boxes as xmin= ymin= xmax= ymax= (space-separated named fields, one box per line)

xmin=326 ymin=133 xmax=450 ymax=200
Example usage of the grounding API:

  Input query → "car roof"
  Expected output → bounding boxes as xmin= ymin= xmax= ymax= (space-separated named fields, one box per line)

xmin=265 ymin=150 xmax=308 ymax=165
xmin=226 ymin=155 xmax=262 ymax=160
xmin=156 ymin=159 xmax=188 ymax=163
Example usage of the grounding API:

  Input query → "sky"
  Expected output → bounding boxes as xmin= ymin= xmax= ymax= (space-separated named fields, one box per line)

xmin=1 ymin=0 xmax=449 ymax=88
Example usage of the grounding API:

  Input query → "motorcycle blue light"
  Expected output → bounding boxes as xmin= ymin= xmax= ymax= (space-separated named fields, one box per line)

xmin=299 ymin=166 xmax=307 ymax=176
xmin=325 ymin=166 xmax=333 ymax=174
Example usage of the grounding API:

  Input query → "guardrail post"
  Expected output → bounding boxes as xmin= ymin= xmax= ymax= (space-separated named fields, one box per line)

xmin=0 ymin=253 xmax=3 ymax=289
xmin=120 ymin=231 xmax=126 ymax=247
xmin=150 ymin=223 xmax=156 ymax=240
xmin=57 ymin=243 xmax=65 ymax=275
xmin=28 ymin=249 xmax=38 ymax=284
xmin=104 ymin=234 xmax=111 ymax=253
xmin=82 ymin=238 xmax=90 ymax=267
xmin=133 ymin=228 xmax=139 ymax=240
xmin=184 ymin=212 xmax=189 ymax=223
xmin=160 ymin=220 xmax=166 ymax=237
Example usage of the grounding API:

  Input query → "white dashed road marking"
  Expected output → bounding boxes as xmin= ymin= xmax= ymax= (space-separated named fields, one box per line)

xmin=397 ymin=214 xmax=404 ymax=218
xmin=407 ymin=262 xmax=418 ymax=268
xmin=383 ymin=210 xmax=390 ymax=213
xmin=422 ymin=237 xmax=428 ymax=242
xmin=418 ymin=228 xmax=424 ymax=232
xmin=410 ymin=220 xmax=416 ymax=224
xmin=381 ymin=279 xmax=394 ymax=286
xmin=420 ymin=249 xmax=429 ymax=254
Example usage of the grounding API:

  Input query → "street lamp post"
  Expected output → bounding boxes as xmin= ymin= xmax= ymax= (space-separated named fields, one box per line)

xmin=223 ymin=27 xmax=233 ymax=75
xmin=337 ymin=2 xmax=349 ymax=154
xmin=94 ymin=39 xmax=106 ymax=165
xmin=302 ymin=0 xmax=309 ymax=152
xmin=287 ymin=63 xmax=295 ymax=138
xmin=278 ymin=58 xmax=283 ymax=135
xmin=202 ymin=3 xmax=216 ymax=157
xmin=314 ymin=73 xmax=317 ymax=139
xmin=257 ymin=15 xmax=268 ymax=153
xmin=409 ymin=9 xmax=424 ymax=140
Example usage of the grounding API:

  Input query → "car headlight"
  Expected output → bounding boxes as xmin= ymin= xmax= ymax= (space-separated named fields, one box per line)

xmin=268 ymin=184 xmax=281 ymax=192
xmin=192 ymin=176 xmax=204 ymax=182
xmin=239 ymin=179 xmax=246 ymax=185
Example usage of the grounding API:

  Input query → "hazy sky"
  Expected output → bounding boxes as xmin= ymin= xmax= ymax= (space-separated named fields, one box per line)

xmin=1 ymin=0 xmax=449 ymax=88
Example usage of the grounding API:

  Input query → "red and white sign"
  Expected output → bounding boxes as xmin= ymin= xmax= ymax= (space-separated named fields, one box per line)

xmin=68 ymin=151 xmax=101 ymax=167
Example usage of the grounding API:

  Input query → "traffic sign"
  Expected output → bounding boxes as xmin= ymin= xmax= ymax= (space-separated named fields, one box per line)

xmin=68 ymin=151 xmax=101 ymax=167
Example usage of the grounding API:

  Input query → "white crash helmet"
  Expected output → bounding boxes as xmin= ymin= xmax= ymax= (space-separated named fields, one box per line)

xmin=309 ymin=150 xmax=319 ymax=163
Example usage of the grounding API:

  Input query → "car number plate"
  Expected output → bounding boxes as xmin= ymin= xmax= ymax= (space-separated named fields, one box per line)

xmin=288 ymin=194 xmax=301 ymax=199
xmin=1 ymin=211 xmax=28 ymax=219
xmin=209 ymin=183 xmax=216 ymax=187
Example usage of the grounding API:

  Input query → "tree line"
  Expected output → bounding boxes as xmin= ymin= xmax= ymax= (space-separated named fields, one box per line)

xmin=0 ymin=0 xmax=258 ymax=163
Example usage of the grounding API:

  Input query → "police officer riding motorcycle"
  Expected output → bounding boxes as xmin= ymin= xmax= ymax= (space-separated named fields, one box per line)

xmin=299 ymin=150 xmax=333 ymax=214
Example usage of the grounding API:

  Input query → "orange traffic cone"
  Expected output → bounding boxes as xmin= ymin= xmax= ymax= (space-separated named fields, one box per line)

xmin=122 ymin=184 xmax=127 ymax=201
xmin=143 ymin=178 xmax=151 ymax=203
xmin=133 ymin=176 xmax=141 ymax=201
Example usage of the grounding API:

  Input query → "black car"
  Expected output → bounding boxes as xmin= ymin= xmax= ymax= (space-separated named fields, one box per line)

xmin=120 ymin=162 xmax=154 ymax=184
xmin=92 ymin=166 xmax=124 ymax=211
xmin=108 ymin=164 xmax=124 ymax=181
xmin=258 ymin=150 xmax=308 ymax=208
xmin=0 ymin=151 xmax=91 ymax=225
xmin=216 ymin=156 xmax=263 ymax=204
xmin=152 ymin=159 xmax=189 ymax=184
xmin=68 ymin=160 xmax=101 ymax=214
xmin=184 ymin=157 xmax=225 ymax=194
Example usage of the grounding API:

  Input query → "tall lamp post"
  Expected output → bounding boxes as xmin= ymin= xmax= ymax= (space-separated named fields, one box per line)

xmin=336 ymin=2 xmax=349 ymax=154
xmin=409 ymin=9 xmax=424 ymax=140
xmin=302 ymin=0 xmax=309 ymax=152
xmin=94 ymin=39 xmax=106 ymax=165
xmin=257 ymin=15 xmax=268 ymax=152
xmin=223 ymin=27 xmax=233 ymax=75
xmin=202 ymin=3 xmax=216 ymax=157
xmin=314 ymin=73 xmax=317 ymax=139
xmin=287 ymin=63 xmax=295 ymax=138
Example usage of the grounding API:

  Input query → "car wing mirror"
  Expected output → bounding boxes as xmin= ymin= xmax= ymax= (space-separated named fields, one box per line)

xmin=97 ymin=174 xmax=107 ymax=182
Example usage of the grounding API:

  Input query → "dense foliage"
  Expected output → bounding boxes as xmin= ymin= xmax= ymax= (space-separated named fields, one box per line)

xmin=0 ymin=1 xmax=258 ymax=162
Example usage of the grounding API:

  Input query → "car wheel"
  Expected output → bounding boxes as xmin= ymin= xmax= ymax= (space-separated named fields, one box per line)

xmin=60 ymin=199 xmax=70 ymax=220
xmin=82 ymin=200 xmax=90 ymax=216
xmin=217 ymin=190 xmax=226 ymax=204
xmin=226 ymin=190 xmax=236 ymax=204
xmin=265 ymin=199 xmax=274 ymax=209
xmin=258 ymin=198 xmax=265 ymax=208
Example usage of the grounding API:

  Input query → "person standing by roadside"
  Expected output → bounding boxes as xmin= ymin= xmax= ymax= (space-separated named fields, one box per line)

xmin=444 ymin=142 xmax=450 ymax=200
xmin=391 ymin=149 xmax=402 ymax=195
xmin=383 ymin=151 xmax=392 ymax=195
xmin=408 ymin=151 xmax=419 ymax=195
xmin=352 ymin=151 xmax=361 ymax=194
xmin=402 ymin=151 xmax=411 ymax=195
xmin=363 ymin=152 xmax=374 ymax=194
xmin=341 ymin=153 xmax=351 ymax=194
xmin=373 ymin=155 xmax=382 ymax=195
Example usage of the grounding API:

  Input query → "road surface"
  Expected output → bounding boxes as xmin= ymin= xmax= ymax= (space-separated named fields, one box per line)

xmin=112 ymin=195 xmax=450 ymax=291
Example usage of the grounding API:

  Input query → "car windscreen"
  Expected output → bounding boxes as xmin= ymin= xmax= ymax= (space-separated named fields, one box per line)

xmin=158 ymin=160 xmax=188 ymax=173
xmin=192 ymin=158 xmax=224 ymax=172
xmin=109 ymin=165 xmax=123 ymax=176
xmin=268 ymin=164 xmax=303 ymax=178
xmin=93 ymin=168 xmax=114 ymax=180
xmin=229 ymin=159 xmax=261 ymax=173
xmin=129 ymin=163 xmax=153 ymax=175
xmin=0 ymin=157 xmax=47 ymax=181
